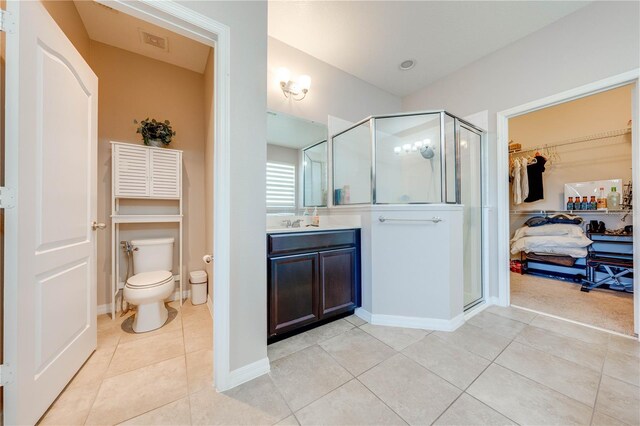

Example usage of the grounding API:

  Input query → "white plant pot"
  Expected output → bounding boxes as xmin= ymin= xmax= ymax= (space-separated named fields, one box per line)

xmin=147 ymin=139 xmax=165 ymax=148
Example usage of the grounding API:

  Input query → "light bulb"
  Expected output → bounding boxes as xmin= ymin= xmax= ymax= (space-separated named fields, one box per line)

xmin=411 ymin=145 xmax=418 ymax=152
xmin=277 ymin=67 xmax=291 ymax=84
xmin=423 ymin=138 xmax=431 ymax=147
xmin=298 ymin=75 xmax=311 ymax=91
xmin=414 ymin=141 xmax=423 ymax=148
xmin=393 ymin=146 xmax=402 ymax=154
xmin=402 ymin=144 xmax=412 ymax=152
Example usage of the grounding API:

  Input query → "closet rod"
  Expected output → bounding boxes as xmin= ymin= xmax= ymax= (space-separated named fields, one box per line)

xmin=509 ymin=128 xmax=631 ymax=156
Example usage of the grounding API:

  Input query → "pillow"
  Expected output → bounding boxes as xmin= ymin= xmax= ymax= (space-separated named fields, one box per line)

xmin=511 ymin=224 xmax=585 ymax=242
xmin=511 ymin=235 xmax=592 ymax=258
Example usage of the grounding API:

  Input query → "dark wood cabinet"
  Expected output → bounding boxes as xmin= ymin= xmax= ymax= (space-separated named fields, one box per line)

xmin=319 ymin=248 xmax=357 ymax=318
xmin=267 ymin=229 xmax=361 ymax=340
xmin=269 ymin=253 xmax=320 ymax=336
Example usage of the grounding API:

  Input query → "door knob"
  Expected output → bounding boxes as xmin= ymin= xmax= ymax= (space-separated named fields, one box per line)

xmin=92 ymin=221 xmax=106 ymax=231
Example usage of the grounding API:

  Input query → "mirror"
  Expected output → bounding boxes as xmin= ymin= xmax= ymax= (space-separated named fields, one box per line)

xmin=303 ymin=141 xmax=328 ymax=207
xmin=267 ymin=111 xmax=327 ymax=213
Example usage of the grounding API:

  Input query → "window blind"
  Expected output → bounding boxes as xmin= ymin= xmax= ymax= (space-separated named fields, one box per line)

xmin=266 ymin=162 xmax=296 ymax=209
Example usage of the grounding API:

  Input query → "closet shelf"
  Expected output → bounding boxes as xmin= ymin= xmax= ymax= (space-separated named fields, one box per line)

xmin=111 ymin=214 xmax=183 ymax=223
xmin=509 ymin=127 xmax=631 ymax=156
xmin=510 ymin=209 xmax=632 ymax=215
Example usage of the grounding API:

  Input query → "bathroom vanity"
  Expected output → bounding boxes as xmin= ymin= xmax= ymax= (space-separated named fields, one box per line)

xmin=267 ymin=228 xmax=361 ymax=341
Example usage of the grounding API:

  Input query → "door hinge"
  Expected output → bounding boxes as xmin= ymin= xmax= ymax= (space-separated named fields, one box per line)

xmin=0 ymin=187 xmax=16 ymax=209
xmin=0 ymin=364 xmax=15 ymax=386
xmin=0 ymin=10 xmax=16 ymax=33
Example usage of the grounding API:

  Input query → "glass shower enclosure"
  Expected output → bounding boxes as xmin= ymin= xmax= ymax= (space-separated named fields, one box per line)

xmin=332 ymin=111 xmax=485 ymax=309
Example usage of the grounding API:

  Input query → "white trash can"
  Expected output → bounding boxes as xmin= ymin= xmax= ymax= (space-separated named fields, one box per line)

xmin=189 ymin=270 xmax=208 ymax=305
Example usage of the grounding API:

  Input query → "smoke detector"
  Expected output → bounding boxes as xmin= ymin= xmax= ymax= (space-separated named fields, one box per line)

xmin=139 ymin=29 xmax=169 ymax=52
xmin=399 ymin=59 xmax=415 ymax=71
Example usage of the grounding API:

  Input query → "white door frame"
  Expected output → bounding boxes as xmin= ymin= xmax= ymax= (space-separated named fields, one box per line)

xmin=101 ymin=1 xmax=234 ymax=388
xmin=496 ymin=69 xmax=640 ymax=337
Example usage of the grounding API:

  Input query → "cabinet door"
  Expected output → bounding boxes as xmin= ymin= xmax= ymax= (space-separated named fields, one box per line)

xmin=319 ymin=248 xmax=358 ymax=318
xmin=114 ymin=144 xmax=149 ymax=197
xmin=150 ymin=149 xmax=181 ymax=198
xmin=269 ymin=253 xmax=319 ymax=336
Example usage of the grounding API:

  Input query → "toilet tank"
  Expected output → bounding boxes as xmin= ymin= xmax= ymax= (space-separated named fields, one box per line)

xmin=131 ymin=238 xmax=174 ymax=273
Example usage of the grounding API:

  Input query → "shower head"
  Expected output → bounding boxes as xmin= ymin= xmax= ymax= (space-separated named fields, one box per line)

xmin=420 ymin=145 xmax=435 ymax=159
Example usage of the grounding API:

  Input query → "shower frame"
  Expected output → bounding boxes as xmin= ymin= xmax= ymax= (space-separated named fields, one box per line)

xmin=330 ymin=110 xmax=484 ymax=206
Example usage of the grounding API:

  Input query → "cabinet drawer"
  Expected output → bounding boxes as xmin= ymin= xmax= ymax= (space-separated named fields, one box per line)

xmin=268 ymin=230 xmax=358 ymax=255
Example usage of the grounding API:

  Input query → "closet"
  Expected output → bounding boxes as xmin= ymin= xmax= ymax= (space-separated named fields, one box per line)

xmin=507 ymin=85 xmax=635 ymax=336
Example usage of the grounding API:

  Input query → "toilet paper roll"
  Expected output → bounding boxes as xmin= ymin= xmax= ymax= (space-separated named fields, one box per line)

xmin=203 ymin=254 xmax=213 ymax=264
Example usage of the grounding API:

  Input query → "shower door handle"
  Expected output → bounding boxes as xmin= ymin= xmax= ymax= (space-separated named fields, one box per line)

xmin=91 ymin=221 xmax=107 ymax=230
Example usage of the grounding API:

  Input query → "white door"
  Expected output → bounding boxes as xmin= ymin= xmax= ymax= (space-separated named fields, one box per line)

xmin=3 ymin=1 xmax=98 ymax=424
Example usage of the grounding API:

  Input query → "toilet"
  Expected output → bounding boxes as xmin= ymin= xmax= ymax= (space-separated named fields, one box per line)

xmin=124 ymin=238 xmax=176 ymax=333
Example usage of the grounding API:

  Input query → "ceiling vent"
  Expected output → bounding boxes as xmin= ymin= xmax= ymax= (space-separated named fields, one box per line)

xmin=139 ymin=29 xmax=169 ymax=52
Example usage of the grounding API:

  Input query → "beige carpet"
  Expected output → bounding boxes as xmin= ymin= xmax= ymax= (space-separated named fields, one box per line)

xmin=510 ymin=272 xmax=635 ymax=336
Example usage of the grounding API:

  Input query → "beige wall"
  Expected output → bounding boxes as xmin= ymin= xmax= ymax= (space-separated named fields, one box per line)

xmin=90 ymin=41 xmax=208 ymax=306
xmin=41 ymin=0 xmax=90 ymax=62
xmin=509 ymin=85 xmax=633 ymax=211
xmin=204 ymin=49 xmax=214 ymax=299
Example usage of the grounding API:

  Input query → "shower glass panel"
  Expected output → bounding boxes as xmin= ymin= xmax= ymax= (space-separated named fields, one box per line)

xmin=303 ymin=141 xmax=328 ymax=207
xmin=375 ymin=113 xmax=442 ymax=203
xmin=460 ymin=124 xmax=483 ymax=308
xmin=333 ymin=120 xmax=371 ymax=205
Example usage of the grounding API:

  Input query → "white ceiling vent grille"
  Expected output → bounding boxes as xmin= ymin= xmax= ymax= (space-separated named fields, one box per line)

xmin=140 ymin=29 xmax=169 ymax=52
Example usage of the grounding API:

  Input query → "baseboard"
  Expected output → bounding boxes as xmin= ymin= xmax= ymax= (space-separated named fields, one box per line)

xmin=487 ymin=296 xmax=502 ymax=306
xmin=207 ymin=295 xmax=213 ymax=318
xmin=97 ymin=303 xmax=111 ymax=316
xmin=357 ymin=308 xmax=465 ymax=332
xmin=222 ymin=357 xmax=270 ymax=390
xmin=355 ymin=307 xmax=372 ymax=323
xmin=464 ymin=301 xmax=490 ymax=321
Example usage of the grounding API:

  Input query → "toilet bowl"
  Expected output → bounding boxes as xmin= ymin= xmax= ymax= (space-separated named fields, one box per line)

xmin=124 ymin=238 xmax=175 ymax=333
xmin=125 ymin=271 xmax=174 ymax=332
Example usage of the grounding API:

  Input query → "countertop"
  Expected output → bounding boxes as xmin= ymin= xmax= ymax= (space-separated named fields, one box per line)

xmin=267 ymin=225 xmax=361 ymax=234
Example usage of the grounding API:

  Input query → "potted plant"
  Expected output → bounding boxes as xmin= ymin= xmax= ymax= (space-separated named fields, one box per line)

xmin=134 ymin=118 xmax=176 ymax=147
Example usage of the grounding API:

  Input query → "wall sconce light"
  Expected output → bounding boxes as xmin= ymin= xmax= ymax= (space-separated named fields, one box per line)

xmin=278 ymin=67 xmax=311 ymax=101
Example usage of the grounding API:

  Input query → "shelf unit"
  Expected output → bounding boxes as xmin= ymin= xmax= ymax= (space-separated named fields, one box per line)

xmin=510 ymin=209 xmax=632 ymax=215
xmin=110 ymin=142 xmax=184 ymax=319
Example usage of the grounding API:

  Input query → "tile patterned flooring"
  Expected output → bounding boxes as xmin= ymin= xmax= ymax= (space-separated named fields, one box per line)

xmin=40 ymin=304 xmax=639 ymax=425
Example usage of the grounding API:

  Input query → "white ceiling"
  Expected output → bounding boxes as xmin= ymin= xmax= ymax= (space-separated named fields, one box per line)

xmin=74 ymin=1 xmax=211 ymax=73
xmin=268 ymin=1 xmax=591 ymax=97
xmin=267 ymin=112 xmax=327 ymax=149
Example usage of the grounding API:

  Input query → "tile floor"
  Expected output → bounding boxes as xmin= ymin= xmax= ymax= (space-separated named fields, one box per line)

xmin=39 ymin=304 xmax=639 ymax=426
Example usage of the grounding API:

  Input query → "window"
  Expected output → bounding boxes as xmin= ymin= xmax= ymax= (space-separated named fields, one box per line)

xmin=266 ymin=162 xmax=296 ymax=210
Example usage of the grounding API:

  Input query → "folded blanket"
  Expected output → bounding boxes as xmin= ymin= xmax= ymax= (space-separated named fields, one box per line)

xmin=511 ymin=224 xmax=585 ymax=242
xmin=526 ymin=253 xmax=577 ymax=267
xmin=524 ymin=214 xmax=584 ymax=228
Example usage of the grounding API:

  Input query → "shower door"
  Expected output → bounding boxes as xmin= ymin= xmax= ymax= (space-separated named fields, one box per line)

xmin=459 ymin=123 xmax=484 ymax=308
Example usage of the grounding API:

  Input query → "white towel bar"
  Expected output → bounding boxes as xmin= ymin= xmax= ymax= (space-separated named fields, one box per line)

xmin=378 ymin=216 xmax=443 ymax=224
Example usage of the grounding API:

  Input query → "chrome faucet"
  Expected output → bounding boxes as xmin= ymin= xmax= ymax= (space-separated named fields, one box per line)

xmin=281 ymin=219 xmax=292 ymax=228
xmin=292 ymin=219 xmax=303 ymax=228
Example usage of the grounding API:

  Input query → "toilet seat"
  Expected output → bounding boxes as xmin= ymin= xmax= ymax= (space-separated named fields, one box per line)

xmin=126 ymin=270 xmax=173 ymax=289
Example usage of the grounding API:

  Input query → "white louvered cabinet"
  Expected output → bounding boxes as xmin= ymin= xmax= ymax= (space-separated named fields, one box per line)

xmin=110 ymin=142 xmax=184 ymax=319
xmin=113 ymin=143 xmax=181 ymax=199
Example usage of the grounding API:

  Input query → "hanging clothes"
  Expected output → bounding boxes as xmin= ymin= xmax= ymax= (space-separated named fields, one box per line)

xmin=520 ymin=157 xmax=529 ymax=201
xmin=524 ymin=155 xmax=547 ymax=202
xmin=511 ymin=159 xmax=522 ymax=204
